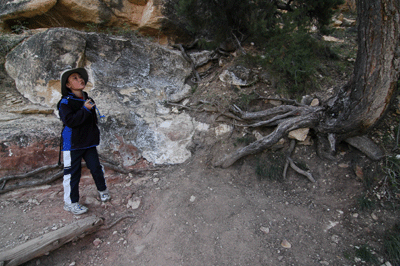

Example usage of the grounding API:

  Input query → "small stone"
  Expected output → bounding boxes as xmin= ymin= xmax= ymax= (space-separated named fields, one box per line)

xmin=353 ymin=213 xmax=359 ymax=218
xmin=93 ymin=238 xmax=102 ymax=246
xmin=69 ymin=262 xmax=76 ymax=266
xmin=252 ymin=130 xmax=264 ymax=140
xmin=269 ymin=99 xmax=282 ymax=106
xmin=84 ymin=196 xmax=101 ymax=206
xmin=371 ymin=213 xmax=378 ymax=220
xmin=127 ymin=197 xmax=141 ymax=210
xmin=260 ymin=227 xmax=270 ymax=234
xmin=310 ymin=98 xmax=320 ymax=106
xmin=36 ymin=259 xmax=41 ymax=265
xmin=281 ymin=239 xmax=291 ymax=249
xmin=338 ymin=163 xmax=349 ymax=168
xmin=153 ymin=178 xmax=159 ymax=183
xmin=320 ymin=261 xmax=329 ymax=265
xmin=331 ymin=235 xmax=339 ymax=244
xmin=355 ymin=165 xmax=363 ymax=179
xmin=288 ymin=128 xmax=309 ymax=141
xmin=190 ymin=196 xmax=196 ymax=202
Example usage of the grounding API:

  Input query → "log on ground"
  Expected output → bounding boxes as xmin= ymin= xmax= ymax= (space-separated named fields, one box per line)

xmin=0 ymin=216 xmax=104 ymax=266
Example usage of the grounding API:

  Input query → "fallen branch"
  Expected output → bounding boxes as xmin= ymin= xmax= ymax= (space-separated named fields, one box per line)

xmin=0 ymin=216 xmax=104 ymax=266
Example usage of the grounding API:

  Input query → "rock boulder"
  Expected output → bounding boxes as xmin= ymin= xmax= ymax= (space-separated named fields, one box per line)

xmin=1 ymin=28 xmax=207 ymax=175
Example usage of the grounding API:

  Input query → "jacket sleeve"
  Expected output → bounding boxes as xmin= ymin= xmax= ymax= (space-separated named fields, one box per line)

xmin=59 ymin=98 xmax=93 ymax=128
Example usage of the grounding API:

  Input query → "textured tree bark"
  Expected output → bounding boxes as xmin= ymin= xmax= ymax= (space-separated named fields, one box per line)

xmin=318 ymin=0 xmax=400 ymax=137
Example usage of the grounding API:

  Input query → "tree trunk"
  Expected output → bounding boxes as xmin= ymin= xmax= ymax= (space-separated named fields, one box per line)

xmin=318 ymin=0 xmax=400 ymax=138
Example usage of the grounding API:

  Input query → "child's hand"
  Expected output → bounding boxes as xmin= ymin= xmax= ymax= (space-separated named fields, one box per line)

xmin=84 ymin=99 xmax=95 ymax=110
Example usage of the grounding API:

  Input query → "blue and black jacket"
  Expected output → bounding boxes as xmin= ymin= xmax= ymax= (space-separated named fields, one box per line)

xmin=58 ymin=92 xmax=100 ymax=151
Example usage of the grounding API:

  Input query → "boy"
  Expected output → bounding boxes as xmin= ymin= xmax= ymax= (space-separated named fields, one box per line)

xmin=58 ymin=67 xmax=110 ymax=215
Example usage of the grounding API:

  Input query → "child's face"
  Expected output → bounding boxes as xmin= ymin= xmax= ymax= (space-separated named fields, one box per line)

xmin=66 ymin=73 xmax=86 ymax=91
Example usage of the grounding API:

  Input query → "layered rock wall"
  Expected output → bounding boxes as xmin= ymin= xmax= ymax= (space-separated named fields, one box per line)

xmin=0 ymin=0 xmax=180 ymax=43
xmin=1 ymin=28 xmax=207 ymax=176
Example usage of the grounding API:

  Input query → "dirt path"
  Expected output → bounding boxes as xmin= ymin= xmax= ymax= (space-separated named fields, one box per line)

xmin=1 ymin=142 xmax=398 ymax=266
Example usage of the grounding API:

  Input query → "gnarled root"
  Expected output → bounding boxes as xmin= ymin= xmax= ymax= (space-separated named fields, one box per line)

xmin=214 ymin=111 xmax=322 ymax=168
xmin=283 ymin=140 xmax=316 ymax=182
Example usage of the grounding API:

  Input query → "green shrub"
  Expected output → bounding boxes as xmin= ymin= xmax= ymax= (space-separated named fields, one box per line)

xmin=384 ymin=223 xmax=400 ymax=265
xmin=357 ymin=195 xmax=375 ymax=211
xmin=175 ymin=0 xmax=343 ymax=46
xmin=355 ymin=244 xmax=378 ymax=264
xmin=382 ymin=156 xmax=400 ymax=195
xmin=262 ymin=29 xmax=336 ymax=95
xmin=256 ymin=152 xmax=286 ymax=181
xmin=235 ymin=92 xmax=257 ymax=111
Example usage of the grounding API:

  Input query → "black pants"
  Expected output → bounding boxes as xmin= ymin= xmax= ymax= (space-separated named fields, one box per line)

xmin=63 ymin=147 xmax=107 ymax=204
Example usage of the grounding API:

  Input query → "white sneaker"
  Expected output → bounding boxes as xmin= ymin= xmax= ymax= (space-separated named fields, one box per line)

xmin=64 ymin=202 xmax=88 ymax=215
xmin=98 ymin=189 xmax=111 ymax=202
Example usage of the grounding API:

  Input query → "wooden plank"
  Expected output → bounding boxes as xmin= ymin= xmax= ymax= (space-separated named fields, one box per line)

xmin=0 ymin=216 xmax=104 ymax=266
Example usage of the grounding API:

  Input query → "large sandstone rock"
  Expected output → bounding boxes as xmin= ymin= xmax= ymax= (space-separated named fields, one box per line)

xmin=0 ymin=0 xmax=173 ymax=39
xmin=2 ymin=28 xmax=207 ymax=175
xmin=0 ymin=0 xmax=57 ymax=20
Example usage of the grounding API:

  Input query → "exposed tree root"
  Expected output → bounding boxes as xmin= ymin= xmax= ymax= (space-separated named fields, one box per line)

xmin=214 ymin=105 xmax=323 ymax=168
xmin=0 ymin=160 xmax=160 ymax=194
xmin=0 ymin=171 xmax=64 ymax=195
xmin=0 ymin=164 xmax=62 ymax=183
xmin=283 ymin=140 xmax=316 ymax=182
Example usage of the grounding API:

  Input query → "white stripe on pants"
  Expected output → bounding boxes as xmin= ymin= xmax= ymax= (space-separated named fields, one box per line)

xmin=63 ymin=151 xmax=72 ymax=204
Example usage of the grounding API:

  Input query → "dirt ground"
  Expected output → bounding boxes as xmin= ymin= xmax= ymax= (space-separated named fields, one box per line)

xmin=1 ymin=124 xmax=399 ymax=266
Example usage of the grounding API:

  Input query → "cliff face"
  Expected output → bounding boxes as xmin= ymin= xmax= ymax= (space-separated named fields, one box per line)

xmin=0 ymin=28 xmax=211 ymax=176
xmin=0 ymin=0 xmax=184 ymax=44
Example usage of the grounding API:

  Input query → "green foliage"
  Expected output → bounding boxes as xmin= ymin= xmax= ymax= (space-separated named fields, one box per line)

xmin=176 ymin=0 xmax=343 ymax=44
xmin=85 ymin=23 xmax=99 ymax=33
xmin=382 ymin=156 xmax=400 ymax=195
xmin=176 ymin=0 xmax=276 ymax=46
xmin=176 ymin=0 xmax=344 ymax=95
xmin=355 ymin=244 xmax=378 ymax=264
xmin=256 ymin=152 xmax=286 ymax=181
xmin=236 ymin=92 xmax=257 ymax=110
xmin=384 ymin=223 xmax=400 ymax=265
xmin=263 ymin=29 xmax=334 ymax=95
xmin=10 ymin=20 xmax=29 ymax=34
xmin=357 ymin=195 xmax=375 ymax=211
